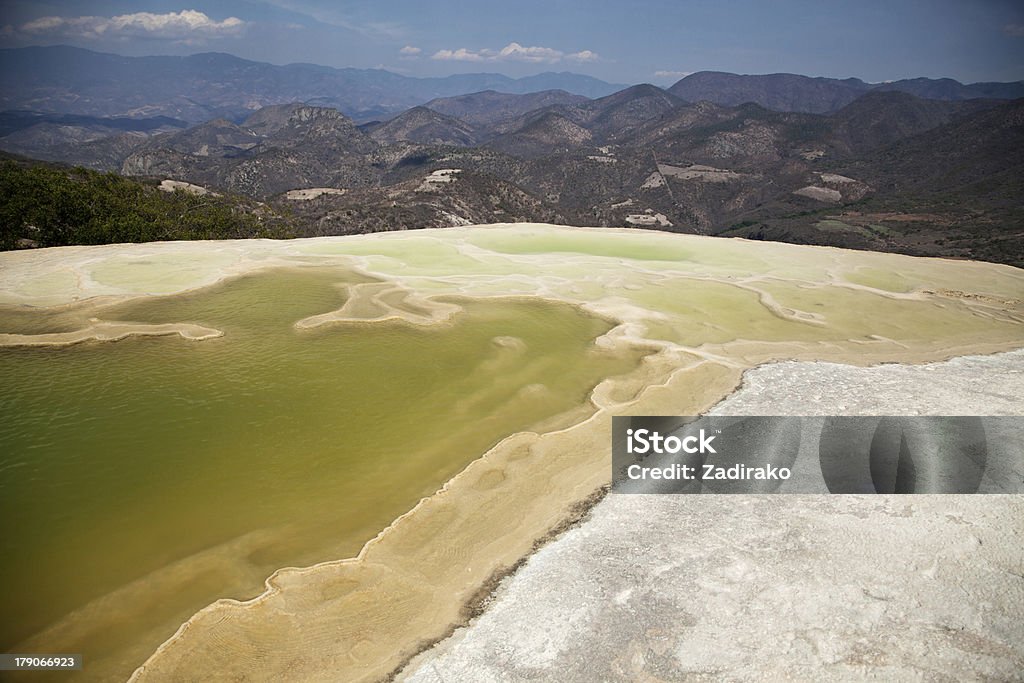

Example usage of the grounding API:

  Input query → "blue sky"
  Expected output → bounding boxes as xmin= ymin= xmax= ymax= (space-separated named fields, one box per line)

xmin=1 ymin=1 xmax=1022 ymax=84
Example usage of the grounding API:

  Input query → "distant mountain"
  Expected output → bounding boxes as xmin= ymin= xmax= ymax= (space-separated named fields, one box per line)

xmin=483 ymin=83 xmax=687 ymax=151
xmin=3 ymin=77 xmax=1021 ymax=265
xmin=626 ymin=100 xmax=735 ymax=147
xmin=668 ymin=72 xmax=867 ymax=113
xmin=628 ymin=100 xmax=795 ymax=163
xmin=135 ymin=118 xmax=259 ymax=157
xmin=731 ymin=98 xmax=1024 ymax=266
xmin=824 ymin=91 xmax=1002 ymax=155
xmin=368 ymin=106 xmax=478 ymax=146
xmin=0 ymin=46 xmax=625 ymax=123
xmin=487 ymin=111 xmax=594 ymax=158
xmin=239 ymin=103 xmax=373 ymax=149
xmin=509 ymin=72 xmax=626 ymax=98
xmin=0 ymin=128 xmax=153 ymax=170
xmin=121 ymin=103 xmax=378 ymax=196
xmin=0 ymin=111 xmax=187 ymax=138
xmin=582 ymin=84 xmax=687 ymax=141
xmin=5 ymin=45 xmax=1018 ymax=130
xmin=0 ymin=111 xmax=187 ymax=167
xmin=838 ymin=98 xmax=1024 ymax=197
xmin=873 ymin=78 xmax=1024 ymax=101
xmin=424 ymin=90 xmax=589 ymax=129
xmin=668 ymin=70 xmax=1024 ymax=113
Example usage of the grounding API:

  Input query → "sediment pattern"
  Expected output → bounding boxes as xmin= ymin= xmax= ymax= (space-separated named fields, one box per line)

xmin=1 ymin=224 xmax=1021 ymax=682
xmin=399 ymin=350 xmax=1024 ymax=681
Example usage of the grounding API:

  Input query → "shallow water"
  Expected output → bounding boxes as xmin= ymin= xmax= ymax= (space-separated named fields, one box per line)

xmin=0 ymin=266 xmax=646 ymax=679
xmin=2 ymin=228 xmax=1022 ymax=683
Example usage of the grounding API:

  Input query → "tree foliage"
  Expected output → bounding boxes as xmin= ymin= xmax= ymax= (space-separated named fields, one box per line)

xmin=0 ymin=161 xmax=292 ymax=250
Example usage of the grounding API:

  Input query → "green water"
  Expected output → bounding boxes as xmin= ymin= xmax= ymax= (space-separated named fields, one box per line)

xmin=466 ymin=229 xmax=698 ymax=261
xmin=0 ymin=267 xmax=645 ymax=679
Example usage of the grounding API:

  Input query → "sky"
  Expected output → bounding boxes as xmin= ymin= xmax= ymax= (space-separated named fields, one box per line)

xmin=1 ymin=0 xmax=1022 ymax=85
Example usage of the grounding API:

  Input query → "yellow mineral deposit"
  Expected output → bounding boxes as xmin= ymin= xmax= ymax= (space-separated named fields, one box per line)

xmin=0 ymin=224 xmax=1021 ymax=682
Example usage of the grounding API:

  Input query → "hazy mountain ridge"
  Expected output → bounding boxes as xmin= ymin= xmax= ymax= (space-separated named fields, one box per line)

xmin=3 ymin=46 xmax=1019 ymax=130
xmin=0 ymin=111 xmax=189 ymax=167
xmin=0 ymin=111 xmax=188 ymax=138
xmin=367 ymin=107 xmax=479 ymax=146
xmin=836 ymin=98 xmax=1024 ymax=198
xmin=486 ymin=111 xmax=594 ymax=158
xmin=423 ymin=90 xmax=590 ymax=129
xmin=822 ymin=91 xmax=1002 ymax=155
xmin=668 ymin=70 xmax=1024 ymax=113
xmin=0 ymin=46 xmax=625 ymax=123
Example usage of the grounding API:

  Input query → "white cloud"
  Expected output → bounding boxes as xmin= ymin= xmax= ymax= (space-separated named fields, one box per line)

xmin=399 ymin=45 xmax=422 ymax=55
xmin=432 ymin=47 xmax=489 ymax=62
xmin=431 ymin=42 xmax=598 ymax=65
xmin=19 ymin=9 xmax=246 ymax=41
xmin=654 ymin=70 xmax=693 ymax=80
xmin=497 ymin=42 xmax=563 ymax=63
xmin=567 ymin=50 xmax=599 ymax=63
xmin=1004 ymin=23 xmax=1024 ymax=37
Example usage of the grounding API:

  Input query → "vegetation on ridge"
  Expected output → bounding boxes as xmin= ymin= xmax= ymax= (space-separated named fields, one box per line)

xmin=0 ymin=158 xmax=292 ymax=249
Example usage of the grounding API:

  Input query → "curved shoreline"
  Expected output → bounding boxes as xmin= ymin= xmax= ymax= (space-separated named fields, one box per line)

xmin=129 ymin=349 xmax=745 ymax=683
xmin=0 ymin=321 xmax=224 ymax=347
xmin=131 ymin=341 xmax=1024 ymax=683
xmin=2 ymin=225 xmax=1022 ymax=681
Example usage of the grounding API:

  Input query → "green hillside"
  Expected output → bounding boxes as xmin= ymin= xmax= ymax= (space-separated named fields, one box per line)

xmin=0 ymin=157 xmax=292 ymax=250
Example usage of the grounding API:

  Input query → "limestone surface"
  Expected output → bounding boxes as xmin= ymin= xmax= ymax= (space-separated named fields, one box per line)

xmin=401 ymin=350 xmax=1024 ymax=682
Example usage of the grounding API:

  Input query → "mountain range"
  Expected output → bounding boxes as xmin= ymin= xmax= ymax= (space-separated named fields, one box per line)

xmin=0 ymin=46 xmax=625 ymax=123
xmin=2 ymin=46 xmax=1022 ymax=125
xmin=0 ymin=46 xmax=1021 ymax=266
xmin=668 ymin=71 xmax=1024 ymax=114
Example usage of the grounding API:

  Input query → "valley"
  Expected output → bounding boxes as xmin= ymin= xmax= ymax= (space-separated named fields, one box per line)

xmin=1 ymin=32 xmax=1022 ymax=681
xmin=1 ymin=46 xmax=1022 ymax=266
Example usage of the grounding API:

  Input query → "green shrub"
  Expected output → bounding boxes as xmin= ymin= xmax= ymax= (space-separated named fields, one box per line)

xmin=0 ymin=161 xmax=292 ymax=249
